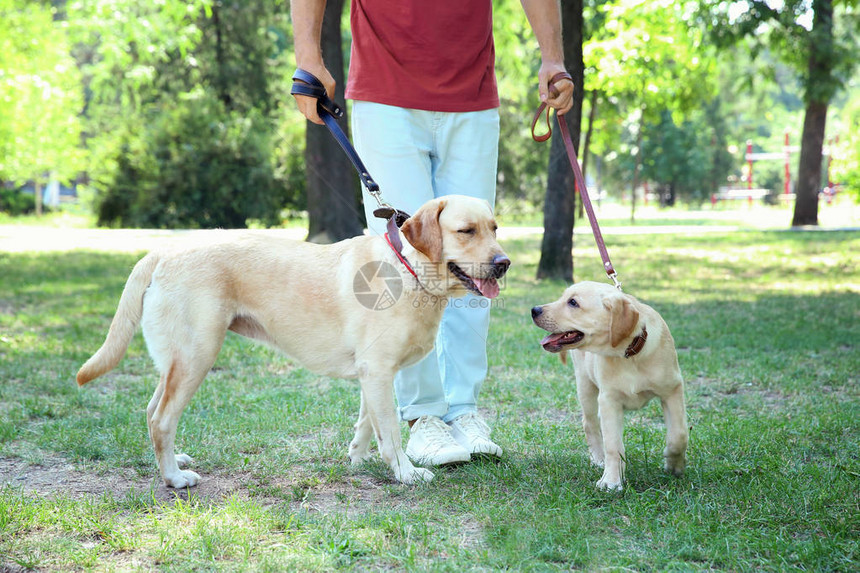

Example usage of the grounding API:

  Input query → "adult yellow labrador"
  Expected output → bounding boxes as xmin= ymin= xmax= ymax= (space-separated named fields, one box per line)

xmin=77 ymin=195 xmax=510 ymax=487
xmin=531 ymin=281 xmax=687 ymax=491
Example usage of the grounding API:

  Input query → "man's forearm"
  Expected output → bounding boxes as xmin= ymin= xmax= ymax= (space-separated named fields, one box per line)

xmin=520 ymin=0 xmax=565 ymax=65
xmin=291 ymin=0 xmax=328 ymax=68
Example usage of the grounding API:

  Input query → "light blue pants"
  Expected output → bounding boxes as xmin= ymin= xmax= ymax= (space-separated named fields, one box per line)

xmin=351 ymin=101 xmax=500 ymax=423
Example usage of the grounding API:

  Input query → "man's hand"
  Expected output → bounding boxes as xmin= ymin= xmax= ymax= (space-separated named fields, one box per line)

xmin=292 ymin=63 xmax=336 ymax=125
xmin=538 ymin=62 xmax=574 ymax=115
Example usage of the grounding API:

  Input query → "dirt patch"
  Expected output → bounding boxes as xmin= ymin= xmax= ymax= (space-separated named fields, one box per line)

xmin=0 ymin=454 xmax=396 ymax=511
xmin=1 ymin=454 xmax=158 ymax=500
xmin=271 ymin=474 xmax=396 ymax=516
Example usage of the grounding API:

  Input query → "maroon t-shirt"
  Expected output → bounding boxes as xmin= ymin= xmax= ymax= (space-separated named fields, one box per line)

xmin=345 ymin=0 xmax=499 ymax=112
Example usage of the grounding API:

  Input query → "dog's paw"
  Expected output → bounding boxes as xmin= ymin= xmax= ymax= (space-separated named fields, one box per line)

xmin=175 ymin=453 xmax=194 ymax=467
xmin=596 ymin=473 xmax=624 ymax=492
xmin=163 ymin=469 xmax=201 ymax=488
xmin=589 ymin=452 xmax=605 ymax=468
xmin=664 ymin=453 xmax=686 ymax=477
xmin=348 ymin=449 xmax=373 ymax=466
xmin=397 ymin=467 xmax=434 ymax=485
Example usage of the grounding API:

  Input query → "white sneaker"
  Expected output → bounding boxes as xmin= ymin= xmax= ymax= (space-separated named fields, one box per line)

xmin=448 ymin=412 xmax=503 ymax=459
xmin=405 ymin=415 xmax=471 ymax=466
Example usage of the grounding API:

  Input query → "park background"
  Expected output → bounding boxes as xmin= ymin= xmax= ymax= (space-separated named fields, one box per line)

xmin=1 ymin=1 xmax=859 ymax=571
xmin=1 ymin=1 xmax=859 ymax=249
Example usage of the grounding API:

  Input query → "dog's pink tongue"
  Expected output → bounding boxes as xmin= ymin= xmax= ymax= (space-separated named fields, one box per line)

xmin=472 ymin=277 xmax=500 ymax=299
xmin=540 ymin=332 xmax=567 ymax=346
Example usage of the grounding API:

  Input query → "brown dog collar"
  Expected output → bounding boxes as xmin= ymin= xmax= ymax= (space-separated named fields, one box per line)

xmin=624 ymin=326 xmax=648 ymax=358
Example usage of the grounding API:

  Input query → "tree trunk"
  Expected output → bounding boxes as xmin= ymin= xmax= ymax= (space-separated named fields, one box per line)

xmin=791 ymin=0 xmax=833 ymax=227
xmin=211 ymin=3 xmax=232 ymax=110
xmin=305 ymin=0 xmax=363 ymax=242
xmin=537 ymin=0 xmax=583 ymax=282
xmin=792 ymin=101 xmax=827 ymax=226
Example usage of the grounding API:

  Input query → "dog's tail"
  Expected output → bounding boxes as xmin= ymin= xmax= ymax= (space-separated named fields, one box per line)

xmin=76 ymin=253 xmax=160 ymax=386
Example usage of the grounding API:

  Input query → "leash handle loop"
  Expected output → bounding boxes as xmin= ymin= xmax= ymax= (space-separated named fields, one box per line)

xmin=290 ymin=68 xmax=343 ymax=118
xmin=533 ymin=73 xmax=622 ymax=291
xmin=530 ymin=72 xmax=574 ymax=143
xmin=291 ymin=68 xmax=381 ymax=197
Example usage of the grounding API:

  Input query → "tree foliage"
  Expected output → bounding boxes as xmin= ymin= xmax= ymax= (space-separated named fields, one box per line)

xmin=585 ymin=1 xmax=715 ymax=116
xmin=640 ymin=104 xmax=733 ymax=205
xmin=697 ymin=0 xmax=860 ymax=225
xmin=829 ymin=81 xmax=860 ymax=200
xmin=2 ymin=0 xmax=856 ymax=228
xmin=0 ymin=0 xmax=84 ymax=191
xmin=701 ymin=0 xmax=858 ymax=104
xmin=93 ymin=92 xmax=280 ymax=228
xmin=584 ymin=0 xmax=719 ymax=214
xmin=69 ymin=0 xmax=301 ymax=229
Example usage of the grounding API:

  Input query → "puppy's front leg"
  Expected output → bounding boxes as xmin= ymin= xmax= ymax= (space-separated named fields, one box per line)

xmin=596 ymin=393 xmax=625 ymax=491
xmin=661 ymin=384 xmax=688 ymax=476
xmin=358 ymin=366 xmax=433 ymax=484
xmin=576 ymin=376 xmax=604 ymax=467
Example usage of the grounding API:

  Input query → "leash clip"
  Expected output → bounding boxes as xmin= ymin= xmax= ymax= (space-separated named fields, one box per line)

xmin=367 ymin=187 xmax=388 ymax=209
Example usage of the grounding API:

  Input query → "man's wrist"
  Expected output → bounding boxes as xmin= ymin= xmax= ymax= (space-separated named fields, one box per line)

xmin=540 ymin=58 xmax=566 ymax=70
xmin=296 ymin=52 xmax=324 ymax=69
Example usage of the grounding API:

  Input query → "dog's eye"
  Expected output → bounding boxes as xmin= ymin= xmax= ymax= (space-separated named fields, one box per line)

xmin=568 ymin=298 xmax=579 ymax=308
xmin=458 ymin=228 xmax=476 ymax=235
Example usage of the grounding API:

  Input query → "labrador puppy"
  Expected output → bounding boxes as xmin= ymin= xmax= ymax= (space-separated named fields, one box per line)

xmin=77 ymin=195 xmax=510 ymax=487
xmin=531 ymin=281 xmax=687 ymax=491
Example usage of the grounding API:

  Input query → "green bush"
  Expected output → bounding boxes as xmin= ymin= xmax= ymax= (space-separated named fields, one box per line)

xmin=92 ymin=93 xmax=289 ymax=229
xmin=0 ymin=188 xmax=40 ymax=215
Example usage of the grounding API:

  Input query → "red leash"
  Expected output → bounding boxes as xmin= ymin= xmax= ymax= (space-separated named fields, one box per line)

xmin=532 ymin=72 xmax=622 ymax=290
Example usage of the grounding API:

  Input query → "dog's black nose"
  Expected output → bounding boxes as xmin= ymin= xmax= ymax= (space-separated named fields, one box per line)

xmin=531 ymin=306 xmax=543 ymax=319
xmin=492 ymin=254 xmax=511 ymax=277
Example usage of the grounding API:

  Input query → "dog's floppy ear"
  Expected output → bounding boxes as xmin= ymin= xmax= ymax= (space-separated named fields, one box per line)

xmin=604 ymin=293 xmax=640 ymax=348
xmin=401 ymin=198 xmax=447 ymax=261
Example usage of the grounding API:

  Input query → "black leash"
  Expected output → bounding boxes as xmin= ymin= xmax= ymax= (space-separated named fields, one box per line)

xmin=290 ymin=69 xmax=410 ymax=226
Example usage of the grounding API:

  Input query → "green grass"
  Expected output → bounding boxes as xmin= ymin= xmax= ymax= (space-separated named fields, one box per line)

xmin=1 ymin=227 xmax=858 ymax=571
